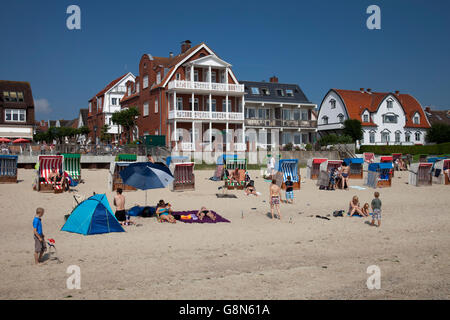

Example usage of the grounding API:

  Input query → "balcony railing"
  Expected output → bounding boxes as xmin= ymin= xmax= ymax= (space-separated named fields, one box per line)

xmin=169 ymin=110 xmax=244 ymax=121
xmin=168 ymin=80 xmax=244 ymax=93
xmin=176 ymin=142 xmax=246 ymax=152
xmin=245 ymin=119 xmax=317 ymax=128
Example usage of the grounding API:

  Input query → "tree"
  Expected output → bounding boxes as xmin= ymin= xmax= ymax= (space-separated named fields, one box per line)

xmin=426 ymin=123 xmax=450 ymax=144
xmin=100 ymin=124 xmax=112 ymax=143
xmin=111 ymin=107 xmax=140 ymax=144
xmin=343 ymin=119 xmax=363 ymax=142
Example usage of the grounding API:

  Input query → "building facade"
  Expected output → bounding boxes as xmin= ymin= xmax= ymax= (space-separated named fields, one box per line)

xmin=88 ymin=72 xmax=135 ymax=144
xmin=0 ymin=80 xmax=35 ymax=139
xmin=241 ymin=77 xmax=317 ymax=150
xmin=120 ymin=40 xmax=245 ymax=151
xmin=317 ymin=88 xmax=430 ymax=145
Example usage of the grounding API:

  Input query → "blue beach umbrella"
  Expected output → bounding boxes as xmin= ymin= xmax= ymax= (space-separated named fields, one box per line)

xmin=119 ymin=162 xmax=174 ymax=204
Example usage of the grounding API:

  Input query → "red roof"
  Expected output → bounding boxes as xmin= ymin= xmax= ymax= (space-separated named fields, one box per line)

xmin=333 ymin=89 xmax=430 ymax=129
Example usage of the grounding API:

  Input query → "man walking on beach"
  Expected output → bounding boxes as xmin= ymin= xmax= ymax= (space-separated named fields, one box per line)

xmin=113 ymin=188 xmax=127 ymax=225
xmin=270 ymin=179 xmax=282 ymax=220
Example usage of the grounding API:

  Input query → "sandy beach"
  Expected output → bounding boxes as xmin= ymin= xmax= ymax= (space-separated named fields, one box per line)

xmin=0 ymin=168 xmax=449 ymax=300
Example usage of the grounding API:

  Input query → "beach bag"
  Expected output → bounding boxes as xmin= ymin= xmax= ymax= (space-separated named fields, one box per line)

xmin=333 ymin=210 xmax=344 ymax=217
xmin=142 ymin=206 xmax=156 ymax=218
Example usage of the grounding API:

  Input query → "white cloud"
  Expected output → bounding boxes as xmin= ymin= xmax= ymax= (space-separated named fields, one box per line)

xmin=34 ymin=98 xmax=52 ymax=114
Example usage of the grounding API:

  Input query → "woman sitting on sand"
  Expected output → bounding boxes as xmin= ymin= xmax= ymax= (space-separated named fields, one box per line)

xmin=244 ymin=180 xmax=258 ymax=196
xmin=348 ymin=196 xmax=364 ymax=217
xmin=196 ymin=206 xmax=216 ymax=221
xmin=156 ymin=200 xmax=176 ymax=223
xmin=361 ymin=203 xmax=370 ymax=217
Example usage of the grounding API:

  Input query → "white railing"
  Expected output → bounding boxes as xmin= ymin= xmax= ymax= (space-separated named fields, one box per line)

xmin=168 ymin=80 xmax=244 ymax=93
xmin=168 ymin=110 xmax=244 ymax=121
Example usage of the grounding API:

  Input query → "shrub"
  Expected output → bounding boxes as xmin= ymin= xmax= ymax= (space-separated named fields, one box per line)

xmin=359 ymin=142 xmax=450 ymax=155
xmin=305 ymin=144 xmax=313 ymax=151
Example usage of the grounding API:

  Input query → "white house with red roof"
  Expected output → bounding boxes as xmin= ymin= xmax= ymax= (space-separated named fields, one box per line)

xmin=87 ymin=72 xmax=135 ymax=143
xmin=317 ymin=88 xmax=431 ymax=145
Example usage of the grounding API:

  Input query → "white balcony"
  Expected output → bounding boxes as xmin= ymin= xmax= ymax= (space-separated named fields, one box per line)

xmin=169 ymin=110 xmax=244 ymax=121
xmin=168 ymin=80 xmax=244 ymax=95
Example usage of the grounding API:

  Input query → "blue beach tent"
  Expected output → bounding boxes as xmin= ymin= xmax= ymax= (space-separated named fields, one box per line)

xmin=61 ymin=194 xmax=125 ymax=235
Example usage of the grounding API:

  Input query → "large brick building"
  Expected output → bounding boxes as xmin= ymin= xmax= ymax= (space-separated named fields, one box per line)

xmin=120 ymin=40 xmax=246 ymax=151
xmin=0 ymin=80 xmax=35 ymax=139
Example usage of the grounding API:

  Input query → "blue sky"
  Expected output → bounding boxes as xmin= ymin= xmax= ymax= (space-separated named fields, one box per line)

xmin=1 ymin=0 xmax=449 ymax=121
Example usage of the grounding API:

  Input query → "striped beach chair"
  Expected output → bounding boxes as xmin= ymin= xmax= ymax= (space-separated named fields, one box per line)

xmin=278 ymin=159 xmax=300 ymax=190
xmin=37 ymin=155 xmax=65 ymax=193
xmin=408 ymin=162 xmax=432 ymax=186
xmin=306 ymin=158 xmax=327 ymax=179
xmin=170 ymin=162 xmax=195 ymax=191
xmin=224 ymin=159 xmax=247 ymax=190
xmin=0 ymin=155 xmax=18 ymax=183
xmin=62 ymin=153 xmax=81 ymax=182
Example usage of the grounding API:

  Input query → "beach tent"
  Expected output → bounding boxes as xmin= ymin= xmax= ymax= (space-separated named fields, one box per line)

xmin=278 ymin=159 xmax=300 ymax=190
xmin=36 ymin=155 xmax=65 ymax=193
xmin=62 ymin=153 xmax=81 ymax=182
xmin=0 ymin=155 xmax=18 ymax=183
xmin=432 ymin=159 xmax=450 ymax=185
xmin=343 ymin=158 xmax=364 ymax=179
xmin=170 ymin=162 xmax=195 ymax=191
xmin=108 ymin=161 xmax=137 ymax=191
xmin=306 ymin=158 xmax=327 ymax=179
xmin=61 ymin=194 xmax=125 ymax=235
xmin=408 ymin=163 xmax=432 ymax=186
xmin=365 ymin=162 xmax=393 ymax=188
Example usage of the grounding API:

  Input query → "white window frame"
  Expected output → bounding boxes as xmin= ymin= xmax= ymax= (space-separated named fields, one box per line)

xmin=322 ymin=116 xmax=328 ymax=125
xmin=4 ymin=109 xmax=26 ymax=122
xmin=222 ymin=100 xmax=231 ymax=113
xmin=363 ymin=114 xmax=369 ymax=122
xmin=405 ymin=132 xmax=411 ymax=142
xmin=330 ymin=99 xmax=336 ymax=109
xmin=143 ymin=102 xmax=149 ymax=117
xmin=155 ymin=100 xmax=158 ymax=113
xmin=415 ymin=131 xmax=421 ymax=141
xmin=156 ymin=72 xmax=161 ymax=84
xmin=176 ymin=97 xmax=183 ymax=110
xmin=286 ymin=89 xmax=294 ymax=97
xmin=111 ymin=98 xmax=117 ymax=105
xmin=413 ymin=114 xmax=420 ymax=124
xmin=251 ymin=87 xmax=260 ymax=95
xmin=190 ymin=98 xmax=199 ymax=111
xmin=395 ymin=131 xmax=401 ymax=143
xmin=383 ymin=113 xmax=398 ymax=124
xmin=247 ymin=107 xmax=256 ymax=119
xmin=369 ymin=131 xmax=375 ymax=143
xmin=143 ymin=75 xmax=149 ymax=89
xmin=338 ymin=114 xmax=344 ymax=123
xmin=381 ymin=131 xmax=390 ymax=143
xmin=387 ymin=99 xmax=394 ymax=109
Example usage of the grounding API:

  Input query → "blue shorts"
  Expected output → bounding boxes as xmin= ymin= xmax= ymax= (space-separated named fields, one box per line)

xmin=286 ymin=190 xmax=294 ymax=200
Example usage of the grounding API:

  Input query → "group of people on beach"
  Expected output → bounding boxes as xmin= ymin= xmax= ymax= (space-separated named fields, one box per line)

xmin=328 ymin=162 xmax=350 ymax=190
xmin=348 ymin=192 xmax=382 ymax=227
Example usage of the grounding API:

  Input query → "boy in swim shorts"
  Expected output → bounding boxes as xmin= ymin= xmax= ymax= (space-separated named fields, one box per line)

xmin=269 ymin=179 xmax=282 ymax=220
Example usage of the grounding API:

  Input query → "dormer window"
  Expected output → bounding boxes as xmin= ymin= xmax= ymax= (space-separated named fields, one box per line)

xmin=286 ymin=89 xmax=294 ymax=97
xmin=330 ymin=99 xmax=336 ymax=109
xmin=251 ymin=87 xmax=260 ymax=95
xmin=261 ymin=88 xmax=270 ymax=96
xmin=413 ymin=113 xmax=420 ymax=124
xmin=387 ymin=99 xmax=393 ymax=108
xmin=322 ymin=116 xmax=328 ymax=125
xmin=276 ymin=89 xmax=285 ymax=97
xmin=363 ymin=114 xmax=369 ymax=122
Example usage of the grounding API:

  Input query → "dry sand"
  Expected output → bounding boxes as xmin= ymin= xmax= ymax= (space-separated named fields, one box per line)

xmin=0 ymin=168 xmax=449 ymax=299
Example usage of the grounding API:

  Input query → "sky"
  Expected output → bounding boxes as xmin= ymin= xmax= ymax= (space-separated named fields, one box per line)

xmin=1 ymin=0 xmax=450 ymax=121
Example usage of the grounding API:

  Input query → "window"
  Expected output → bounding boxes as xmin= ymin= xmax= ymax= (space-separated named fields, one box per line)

xmin=387 ymin=99 xmax=393 ymax=108
xmin=89 ymin=102 xmax=92 ymax=113
xmin=282 ymin=132 xmax=292 ymax=144
xmin=301 ymin=109 xmax=309 ymax=121
xmin=211 ymin=71 xmax=217 ymax=83
xmin=4 ymin=109 xmax=26 ymax=122
xmin=111 ymin=98 xmax=117 ymax=105
xmin=283 ymin=109 xmax=291 ymax=120
xmin=246 ymin=108 xmax=256 ymax=119
xmin=383 ymin=114 xmax=398 ymax=123
xmin=381 ymin=131 xmax=390 ymax=143
xmin=17 ymin=92 xmax=24 ymax=102
xmin=286 ymin=89 xmax=294 ymax=97
xmin=322 ymin=116 xmax=328 ymax=125
xmin=190 ymin=98 xmax=199 ymax=110
xmin=261 ymin=88 xmax=270 ymax=96
xmin=222 ymin=100 xmax=231 ymax=112
xmin=338 ymin=114 xmax=344 ymax=123
xmin=415 ymin=132 xmax=421 ymax=141
xmin=210 ymin=99 xmax=217 ymax=112
xmin=156 ymin=72 xmax=161 ymax=84
xmin=3 ymin=92 xmax=9 ymax=102
xmin=251 ymin=87 xmax=260 ymax=95
xmin=10 ymin=92 xmax=17 ymax=102
xmin=194 ymin=70 xmax=199 ymax=82
xmin=276 ymin=89 xmax=285 ymax=97
xmin=395 ymin=131 xmax=401 ymax=143
xmin=127 ymin=86 xmax=131 ymax=95
xmin=220 ymin=71 xmax=226 ymax=83
xmin=363 ymin=114 xmax=369 ymax=122
xmin=330 ymin=99 xmax=336 ymax=109
xmin=143 ymin=102 xmax=149 ymax=116
xmin=294 ymin=134 xmax=301 ymax=144
xmin=405 ymin=132 xmax=411 ymax=142
xmin=176 ymin=97 xmax=183 ymax=110
xmin=293 ymin=110 xmax=300 ymax=121
xmin=413 ymin=115 xmax=420 ymax=124
xmin=302 ymin=133 xmax=309 ymax=144
xmin=258 ymin=108 xmax=270 ymax=119
xmin=155 ymin=100 xmax=158 ymax=113
xmin=143 ymin=75 xmax=149 ymax=89
xmin=369 ymin=131 xmax=375 ymax=143
xmin=176 ymin=73 xmax=181 ymax=80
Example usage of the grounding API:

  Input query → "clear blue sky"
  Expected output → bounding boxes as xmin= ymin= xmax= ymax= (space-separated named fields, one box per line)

xmin=1 ymin=0 xmax=449 ymax=121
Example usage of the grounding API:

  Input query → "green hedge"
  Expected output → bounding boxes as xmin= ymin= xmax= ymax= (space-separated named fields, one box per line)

xmin=359 ymin=142 xmax=450 ymax=156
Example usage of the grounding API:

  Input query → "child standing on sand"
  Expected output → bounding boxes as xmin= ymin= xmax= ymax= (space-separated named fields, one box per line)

xmin=33 ymin=208 xmax=47 ymax=264
xmin=370 ymin=192 xmax=382 ymax=227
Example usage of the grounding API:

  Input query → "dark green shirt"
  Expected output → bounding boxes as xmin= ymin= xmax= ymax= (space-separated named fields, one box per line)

xmin=371 ymin=198 xmax=382 ymax=210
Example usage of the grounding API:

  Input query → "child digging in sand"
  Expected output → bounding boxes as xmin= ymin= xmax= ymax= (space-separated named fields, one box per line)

xmin=361 ymin=203 xmax=370 ymax=217
xmin=370 ymin=192 xmax=382 ymax=227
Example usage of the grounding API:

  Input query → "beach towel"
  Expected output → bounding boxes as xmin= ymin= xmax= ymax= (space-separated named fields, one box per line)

xmin=349 ymin=185 xmax=366 ymax=190
xmin=171 ymin=210 xmax=230 ymax=223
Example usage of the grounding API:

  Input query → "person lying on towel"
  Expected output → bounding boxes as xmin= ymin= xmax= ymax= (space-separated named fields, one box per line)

xmin=156 ymin=200 xmax=176 ymax=223
xmin=196 ymin=206 xmax=216 ymax=221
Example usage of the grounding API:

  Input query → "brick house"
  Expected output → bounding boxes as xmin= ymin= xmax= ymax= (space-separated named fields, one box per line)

xmin=120 ymin=40 xmax=245 ymax=151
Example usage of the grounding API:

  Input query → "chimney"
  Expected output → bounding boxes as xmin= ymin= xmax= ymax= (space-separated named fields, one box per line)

xmin=395 ymin=90 xmax=400 ymax=95
xmin=169 ymin=52 xmax=174 ymax=58
xmin=360 ymin=88 xmax=365 ymax=92
xmin=366 ymin=88 xmax=372 ymax=93
xmin=181 ymin=40 xmax=192 ymax=54
xmin=425 ymin=107 xmax=431 ymax=113
xmin=270 ymin=76 xmax=278 ymax=83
